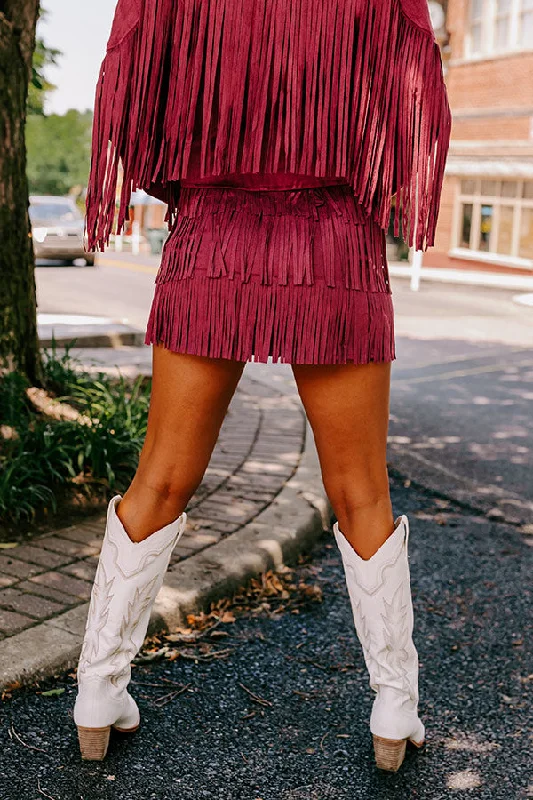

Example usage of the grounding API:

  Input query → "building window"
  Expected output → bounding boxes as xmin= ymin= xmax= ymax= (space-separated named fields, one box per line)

xmin=521 ymin=209 xmax=533 ymax=259
xmin=460 ymin=203 xmax=474 ymax=247
xmin=456 ymin=178 xmax=533 ymax=263
xmin=521 ymin=0 xmax=533 ymax=46
xmin=498 ymin=205 xmax=515 ymax=254
xmin=470 ymin=0 xmax=484 ymax=53
xmin=466 ymin=0 xmax=533 ymax=58
xmin=495 ymin=0 xmax=513 ymax=49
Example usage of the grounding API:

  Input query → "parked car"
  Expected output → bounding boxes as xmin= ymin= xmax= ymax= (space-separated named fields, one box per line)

xmin=29 ymin=195 xmax=95 ymax=266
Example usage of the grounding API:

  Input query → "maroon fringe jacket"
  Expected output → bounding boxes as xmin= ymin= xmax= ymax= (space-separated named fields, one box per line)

xmin=86 ymin=0 xmax=452 ymax=253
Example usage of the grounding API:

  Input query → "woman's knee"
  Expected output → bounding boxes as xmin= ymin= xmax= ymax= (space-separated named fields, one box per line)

xmin=117 ymin=469 xmax=201 ymax=541
xmin=131 ymin=466 xmax=202 ymax=513
xmin=324 ymin=474 xmax=391 ymax=527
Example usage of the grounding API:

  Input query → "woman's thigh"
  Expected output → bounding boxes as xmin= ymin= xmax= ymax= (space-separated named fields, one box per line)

xmin=290 ymin=362 xmax=394 ymax=556
xmin=291 ymin=361 xmax=391 ymax=483
xmin=145 ymin=345 xmax=246 ymax=468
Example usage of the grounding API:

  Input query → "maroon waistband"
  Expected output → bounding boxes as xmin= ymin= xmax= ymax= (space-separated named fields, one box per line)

xmin=179 ymin=172 xmax=350 ymax=192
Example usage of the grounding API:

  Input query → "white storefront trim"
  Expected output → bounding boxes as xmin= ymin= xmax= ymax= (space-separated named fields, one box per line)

xmin=449 ymin=247 xmax=533 ymax=270
xmin=445 ymin=159 xmax=533 ymax=179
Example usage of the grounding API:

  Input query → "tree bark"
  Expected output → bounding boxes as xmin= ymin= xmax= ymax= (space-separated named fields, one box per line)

xmin=0 ymin=0 xmax=43 ymax=384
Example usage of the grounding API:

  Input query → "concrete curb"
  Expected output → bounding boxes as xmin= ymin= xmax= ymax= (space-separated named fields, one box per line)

xmin=0 ymin=421 xmax=331 ymax=691
xmin=39 ymin=325 xmax=146 ymax=349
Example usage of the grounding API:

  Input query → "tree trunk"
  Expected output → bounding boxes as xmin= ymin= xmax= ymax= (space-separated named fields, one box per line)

xmin=0 ymin=0 xmax=43 ymax=384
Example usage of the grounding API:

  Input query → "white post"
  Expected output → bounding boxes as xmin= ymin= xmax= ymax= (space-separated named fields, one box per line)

xmin=132 ymin=220 xmax=140 ymax=256
xmin=410 ymin=248 xmax=423 ymax=292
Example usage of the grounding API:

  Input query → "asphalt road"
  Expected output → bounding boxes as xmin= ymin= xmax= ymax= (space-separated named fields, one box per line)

xmin=1 ymin=474 xmax=531 ymax=800
xmin=35 ymin=255 xmax=158 ymax=332
xmin=390 ymin=338 xmax=533 ymax=525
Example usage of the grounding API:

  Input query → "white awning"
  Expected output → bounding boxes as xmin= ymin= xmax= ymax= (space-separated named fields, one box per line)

xmin=445 ymin=157 xmax=533 ymax=179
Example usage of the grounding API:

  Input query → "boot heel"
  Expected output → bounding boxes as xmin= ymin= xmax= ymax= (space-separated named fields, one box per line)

xmin=372 ymin=735 xmax=407 ymax=772
xmin=77 ymin=725 xmax=111 ymax=760
xmin=112 ymin=722 xmax=140 ymax=734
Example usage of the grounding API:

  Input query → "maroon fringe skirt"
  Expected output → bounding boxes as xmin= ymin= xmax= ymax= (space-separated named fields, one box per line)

xmin=144 ymin=184 xmax=395 ymax=365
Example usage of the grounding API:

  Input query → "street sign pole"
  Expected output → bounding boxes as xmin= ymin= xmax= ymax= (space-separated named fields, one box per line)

xmin=411 ymin=248 xmax=423 ymax=291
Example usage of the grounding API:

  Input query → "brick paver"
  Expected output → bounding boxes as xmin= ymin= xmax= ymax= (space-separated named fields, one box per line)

xmin=23 ymin=572 xmax=94 ymax=600
xmin=0 ymin=609 xmax=34 ymax=637
xmin=59 ymin=561 xmax=97 ymax=582
xmin=0 ymin=374 xmax=306 ymax=640
xmin=4 ymin=544 xmax=73 ymax=569
xmin=0 ymin=555 xmax=46 ymax=580
xmin=0 ymin=588 xmax=67 ymax=619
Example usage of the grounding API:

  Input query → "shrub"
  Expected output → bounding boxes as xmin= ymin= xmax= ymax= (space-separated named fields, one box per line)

xmin=0 ymin=348 xmax=150 ymax=528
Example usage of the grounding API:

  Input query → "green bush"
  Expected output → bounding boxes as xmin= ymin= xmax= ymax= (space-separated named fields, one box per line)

xmin=41 ymin=338 xmax=83 ymax=396
xmin=0 ymin=348 xmax=150 ymax=527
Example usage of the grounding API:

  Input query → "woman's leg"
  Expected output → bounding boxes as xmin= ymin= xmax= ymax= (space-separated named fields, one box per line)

xmin=291 ymin=362 xmax=394 ymax=560
xmin=117 ymin=345 xmax=246 ymax=541
xmin=292 ymin=360 xmax=425 ymax=771
xmin=74 ymin=346 xmax=246 ymax=759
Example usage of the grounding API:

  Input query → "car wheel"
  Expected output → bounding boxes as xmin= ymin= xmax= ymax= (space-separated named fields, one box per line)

xmin=84 ymin=257 xmax=96 ymax=267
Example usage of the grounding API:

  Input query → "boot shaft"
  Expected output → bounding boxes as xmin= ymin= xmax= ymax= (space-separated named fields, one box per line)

xmin=77 ymin=495 xmax=187 ymax=682
xmin=333 ymin=515 xmax=424 ymax=744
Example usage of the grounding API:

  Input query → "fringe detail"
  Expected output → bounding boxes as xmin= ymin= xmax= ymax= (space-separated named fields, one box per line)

xmin=370 ymin=7 xmax=452 ymax=251
xmin=86 ymin=0 xmax=451 ymax=253
xmin=85 ymin=26 xmax=139 ymax=251
xmin=154 ymin=185 xmax=391 ymax=293
xmin=145 ymin=277 xmax=395 ymax=365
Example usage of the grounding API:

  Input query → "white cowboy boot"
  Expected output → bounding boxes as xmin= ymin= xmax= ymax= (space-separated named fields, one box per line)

xmin=333 ymin=515 xmax=425 ymax=772
xmin=74 ymin=494 xmax=187 ymax=760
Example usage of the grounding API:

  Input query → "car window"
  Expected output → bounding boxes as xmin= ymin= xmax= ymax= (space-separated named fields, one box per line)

xmin=29 ymin=202 xmax=82 ymax=223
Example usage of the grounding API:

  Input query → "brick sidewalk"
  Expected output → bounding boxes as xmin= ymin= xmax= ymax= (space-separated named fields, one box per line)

xmin=0 ymin=373 xmax=306 ymax=643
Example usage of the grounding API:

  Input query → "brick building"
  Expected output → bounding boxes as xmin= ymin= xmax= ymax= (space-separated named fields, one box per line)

xmin=425 ymin=0 xmax=533 ymax=274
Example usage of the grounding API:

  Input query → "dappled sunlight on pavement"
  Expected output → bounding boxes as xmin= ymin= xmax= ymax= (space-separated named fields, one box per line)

xmin=390 ymin=278 xmax=533 ymax=526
